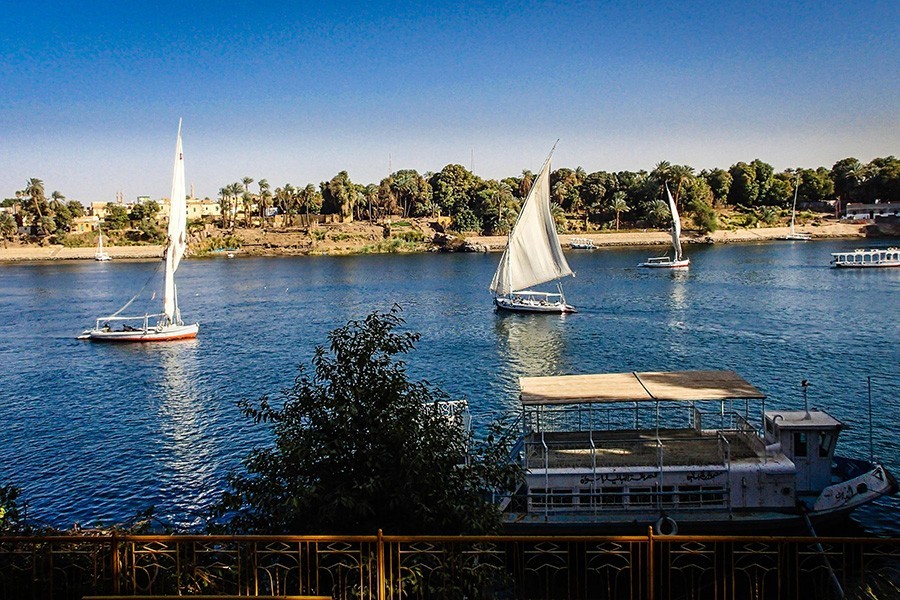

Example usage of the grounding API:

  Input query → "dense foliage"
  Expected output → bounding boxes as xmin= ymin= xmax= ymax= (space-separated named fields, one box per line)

xmin=5 ymin=155 xmax=898 ymax=242
xmin=212 ymin=307 xmax=521 ymax=535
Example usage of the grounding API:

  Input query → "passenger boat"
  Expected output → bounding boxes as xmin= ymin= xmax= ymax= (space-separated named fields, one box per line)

xmin=569 ymin=237 xmax=596 ymax=250
xmin=489 ymin=143 xmax=575 ymax=313
xmin=498 ymin=370 xmax=896 ymax=534
xmin=78 ymin=120 xmax=199 ymax=342
xmin=639 ymin=183 xmax=690 ymax=269
xmin=830 ymin=247 xmax=900 ymax=268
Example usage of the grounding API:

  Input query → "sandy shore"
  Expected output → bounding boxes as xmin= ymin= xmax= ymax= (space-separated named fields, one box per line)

xmin=469 ymin=222 xmax=865 ymax=251
xmin=0 ymin=222 xmax=865 ymax=262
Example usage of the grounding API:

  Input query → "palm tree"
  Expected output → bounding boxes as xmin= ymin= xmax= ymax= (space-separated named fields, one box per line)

xmin=611 ymin=191 xmax=629 ymax=231
xmin=258 ymin=179 xmax=272 ymax=225
xmin=24 ymin=178 xmax=47 ymax=236
xmin=218 ymin=187 xmax=231 ymax=228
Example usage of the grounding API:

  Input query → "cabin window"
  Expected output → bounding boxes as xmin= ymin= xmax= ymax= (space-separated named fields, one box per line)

xmin=657 ymin=485 xmax=676 ymax=507
xmin=601 ymin=487 xmax=624 ymax=506
xmin=819 ymin=432 xmax=835 ymax=457
xmin=701 ymin=486 xmax=726 ymax=505
xmin=630 ymin=487 xmax=653 ymax=505
xmin=794 ymin=432 xmax=808 ymax=457
xmin=765 ymin=419 xmax=774 ymax=435
xmin=578 ymin=488 xmax=596 ymax=507
xmin=530 ymin=488 xmax=572 ymax=508
xmin=679 ymin=485 xmax=702 ymax=506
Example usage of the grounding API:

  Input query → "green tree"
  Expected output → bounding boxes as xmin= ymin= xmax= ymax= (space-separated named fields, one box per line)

xmin=429 ymin=164 xmax=480 ymax=225
xmin=258 ymin=179 xmax=273 ymax=224
xmin=831 ymin=157 xmax=863 ymax=211
xmin=66 ymin=200 xmax=85 ymax=218
xmin=213 ymin=307 xmax=520 ymax=535
xmin=0 ymin=212 xmax=17 ymax=240
xmin=703 ymin=168 xmax=732 ymax=207
xmin=104 ymin=203 xmax=130 ymax=230
xmin=611 ymin=191 xmax=629 ymax=230
xmin=320 ymin=171 xmax=356 ymax=218
xmin=20 ymin=178 xmax=50 ymax=236
xmin=859 ymin=156 xmax=900 ymax=203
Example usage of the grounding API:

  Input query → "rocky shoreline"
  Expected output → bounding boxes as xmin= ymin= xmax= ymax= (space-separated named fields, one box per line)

xmin=0 ymin=222 xmax=869 ymax=262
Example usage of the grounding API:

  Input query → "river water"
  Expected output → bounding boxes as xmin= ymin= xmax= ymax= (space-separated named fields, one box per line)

xmin=1 ymin=239 xmax=898 ymax=534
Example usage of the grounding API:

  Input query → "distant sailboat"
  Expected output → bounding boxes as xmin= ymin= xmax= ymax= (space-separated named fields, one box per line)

xmin=489 ymin=144 xmax=575 ymax=313
xmin=94 ymin=228 xmax=111 ymax=261
xmin=79 ymin=120 xmax=199 ymax=342
xmin=783 ymin=175 xmax=811 ymax=241
xmin=639 ymin=183 xmax=690 ymax=269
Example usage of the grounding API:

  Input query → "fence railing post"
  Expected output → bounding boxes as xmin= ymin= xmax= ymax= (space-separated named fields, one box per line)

xmin=648 ymin=526 xmax=655 ymax=600
xmin=377 ymin=529 xmax=385 ymax=600
xmin=111 ymin=532 xmax=120 ymax=594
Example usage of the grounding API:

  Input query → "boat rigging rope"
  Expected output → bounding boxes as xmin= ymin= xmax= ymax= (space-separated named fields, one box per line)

xmin=108 ymin=260 xmax=164 ymax=318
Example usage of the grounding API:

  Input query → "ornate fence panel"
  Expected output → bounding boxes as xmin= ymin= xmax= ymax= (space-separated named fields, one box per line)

xmin=0 ymin=533 xmax=896 ymax=599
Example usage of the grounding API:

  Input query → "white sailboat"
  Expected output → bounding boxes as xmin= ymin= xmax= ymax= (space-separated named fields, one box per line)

xmin=490 ymin=146 xmax=575 ymax=313
xmin=79 ymin=120 xmax=199 ymax=342
xmin=783 ymin=175 xmax=811 ymax=241
xmin=94 ymin=228 xmax=111 ymax=261
xmin=639 ymin=183 xmax=690 ymax=268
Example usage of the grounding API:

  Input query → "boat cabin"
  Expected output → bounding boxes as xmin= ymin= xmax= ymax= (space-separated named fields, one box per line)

xmin=764 ymin=410 xmax=842 ymax=493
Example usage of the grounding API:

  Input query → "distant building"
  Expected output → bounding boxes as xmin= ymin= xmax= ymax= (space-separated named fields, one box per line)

xmin=844 ymin=201 xmax=900 ymax=220
xmin=71 ymin=215 xmax=100 ymax=234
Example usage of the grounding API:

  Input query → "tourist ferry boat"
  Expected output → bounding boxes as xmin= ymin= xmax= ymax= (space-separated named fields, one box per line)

xmin=831 ymin=247 xmax=900 ymax=268
xmin=499 ymin=370 xmax=896 ymax=534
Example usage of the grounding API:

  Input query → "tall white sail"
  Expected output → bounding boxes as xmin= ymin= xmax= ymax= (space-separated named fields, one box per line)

xmin=163 ymin=120 xmax=187 ymax=324
xmin=665 ymin=183 xmax=683 ymax=261
xmin=790 ymin=176 xmax=799 ymax=235
xmin=490 ymin=152 xmax=573 ymax=296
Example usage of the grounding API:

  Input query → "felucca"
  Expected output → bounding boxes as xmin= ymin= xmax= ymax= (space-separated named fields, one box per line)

xmin=639 ymin=183 xmax=690 ymax=268
xmin=79 ymin=120 xmax=199 ymax=342
xmin=489 ymin=145 xmax=575 ymax=313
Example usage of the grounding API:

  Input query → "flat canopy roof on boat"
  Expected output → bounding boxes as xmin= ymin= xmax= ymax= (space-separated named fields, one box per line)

xmin=519 ymin=370 xmax=766 ymax=405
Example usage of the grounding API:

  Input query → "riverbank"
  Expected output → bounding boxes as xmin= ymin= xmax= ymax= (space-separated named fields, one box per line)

xmin=0 ymin=221 xmax=867 ymax=262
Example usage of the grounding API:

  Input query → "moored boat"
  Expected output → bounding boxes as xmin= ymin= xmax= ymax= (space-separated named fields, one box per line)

xmin=94 ymin=228 xmax=111 ymax=261
xmin=498 ymin=370 xmax=896 ymax=534
xmin=831 ymin=247 xmax=900 ymax=268
xmin=782 ymin=174 xmax=812 ymax=241
xmin=569 ymin=237 xmax=596 ymax=250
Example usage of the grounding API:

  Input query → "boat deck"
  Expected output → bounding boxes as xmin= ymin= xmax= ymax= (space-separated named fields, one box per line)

xmin=524 ymin=428 xmax=760 ymax=469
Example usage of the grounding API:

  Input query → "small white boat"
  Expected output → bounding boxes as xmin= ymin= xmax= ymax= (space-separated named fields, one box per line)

xmin=490 ymin=143 xmax=575 ymax=314
xmin=94 ymin=229 xmax=111 ymax=261
xmin=639 ymin=183 xmax=690 ymax=269
xmin=498 ymin=370 xmax=897 ymax=534
xmin=831 ymin=247 xmax=900 ymax=268
xmin=79 ymin=120 xmax=199 ymax=342
xmin=782 ymin=175 xmax=812 ymax=241
xmin=569 ymin=237 xmax=596 ymax=250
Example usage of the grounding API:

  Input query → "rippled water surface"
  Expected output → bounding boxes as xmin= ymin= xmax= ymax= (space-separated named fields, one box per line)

xmin=1 ymin=239 xmax=898 ymax=534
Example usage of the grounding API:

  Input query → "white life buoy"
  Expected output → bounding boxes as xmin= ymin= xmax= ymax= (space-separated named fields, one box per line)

xmin=654 ymin=515 xmax=678 ymax=536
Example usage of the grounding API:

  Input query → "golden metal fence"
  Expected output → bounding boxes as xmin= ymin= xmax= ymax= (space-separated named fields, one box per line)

xmin=0 ymin=530 xmax=896 ymax=599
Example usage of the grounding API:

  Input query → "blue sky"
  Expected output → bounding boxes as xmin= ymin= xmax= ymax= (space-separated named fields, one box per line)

xmin=1 ymin=1 xmax=897 ymax=203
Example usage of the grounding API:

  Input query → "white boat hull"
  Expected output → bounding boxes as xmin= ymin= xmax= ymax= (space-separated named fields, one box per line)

xmin=639 ymin=257 xmax=691 ymax=269
xmin=782 ymin=233 xmax=812 ymax=241
xmin=94 ymin=253 xmax=111 ymax=261
xmin=495 ymin=296 xmax=575 ymax=314
xmin=80 ymin=323 xmax=199 ymax=342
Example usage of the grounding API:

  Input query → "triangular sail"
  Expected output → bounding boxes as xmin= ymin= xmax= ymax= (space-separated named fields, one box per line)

xmin=163 ymin=119 xmax=187 ymax=324
xmin=490 ymin=151 xmax=573 ymax=296
xmin=665 ymin=183 xmax=683 ymax=261
xmin=790 ymin=176 xmax=799 ymax=234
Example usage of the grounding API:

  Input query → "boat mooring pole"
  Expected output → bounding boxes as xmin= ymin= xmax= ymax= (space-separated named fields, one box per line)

xmin=802 ymin=511 xmax=844 ymax=599
xmin=802 ymin=379 xmax=810 ymax=419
